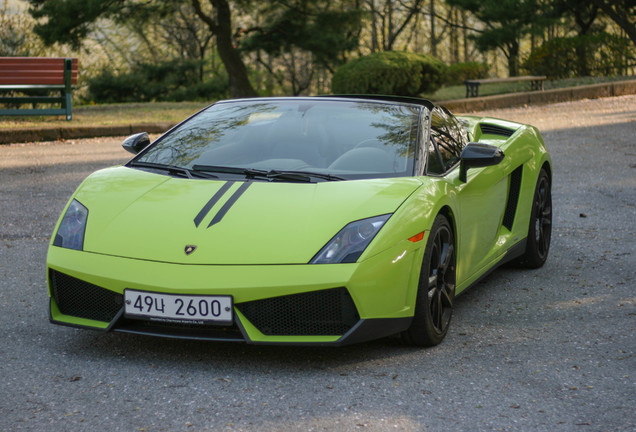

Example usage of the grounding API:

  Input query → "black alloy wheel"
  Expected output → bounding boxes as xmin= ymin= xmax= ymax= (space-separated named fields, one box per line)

xmin=517 ymin=168 xmax=552 ymax=268
xmin=403 ymin=215 xmax=456 ymax=347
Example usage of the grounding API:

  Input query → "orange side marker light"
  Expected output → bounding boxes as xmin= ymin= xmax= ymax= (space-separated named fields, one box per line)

xmin=408 ymin=231 xmax=425 ymax=242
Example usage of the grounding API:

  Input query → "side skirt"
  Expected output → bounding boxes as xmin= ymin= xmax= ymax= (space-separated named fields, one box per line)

xmin=456 ymin=238 xmax=527 ymax=297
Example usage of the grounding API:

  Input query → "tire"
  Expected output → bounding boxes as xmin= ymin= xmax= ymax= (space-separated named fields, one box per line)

xmin=402 ymin=215 xmax=456 ymax=347
xmin=516 ymin=168 xmax=552 ymax=269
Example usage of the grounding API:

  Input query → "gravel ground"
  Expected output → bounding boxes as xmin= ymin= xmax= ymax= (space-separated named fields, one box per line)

xmin=0 ymin=95 xmax=634 ymax=432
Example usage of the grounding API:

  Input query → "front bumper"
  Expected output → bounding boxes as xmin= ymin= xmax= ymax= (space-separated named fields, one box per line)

xmin=46 ymin=241 xmax=423 ymax=345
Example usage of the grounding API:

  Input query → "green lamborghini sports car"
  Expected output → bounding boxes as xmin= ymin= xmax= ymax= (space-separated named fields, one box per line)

xmin=47 ymin=96 xmax=552 ymax=346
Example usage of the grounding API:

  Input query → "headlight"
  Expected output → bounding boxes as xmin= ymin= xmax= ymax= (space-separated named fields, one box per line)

xmin=53 ymin=199 xmax=88 ymax=251
xmin=310 ymin=214 xmax=391 ymax=264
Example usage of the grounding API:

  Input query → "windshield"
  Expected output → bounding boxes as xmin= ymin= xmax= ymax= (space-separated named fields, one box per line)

xmin=136 ymin=99 xmax=421 ymax=180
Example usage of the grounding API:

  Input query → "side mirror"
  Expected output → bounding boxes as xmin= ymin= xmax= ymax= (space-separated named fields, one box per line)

xmin=122 ymin=132 xmax=150 ymax=155
xmin=459 ymin=142 xmax=504 ymax=182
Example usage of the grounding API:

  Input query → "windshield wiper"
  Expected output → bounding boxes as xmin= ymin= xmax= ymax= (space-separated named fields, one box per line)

xmin=192 ymin=165 xmax=345 ymax=183
xmin=267 ymin=170 xmax=346 ymax=182
xmin=129 ymin=161 xmax=218 ymax=179
xmin=192 ymin=164 xmax=269 ymax=179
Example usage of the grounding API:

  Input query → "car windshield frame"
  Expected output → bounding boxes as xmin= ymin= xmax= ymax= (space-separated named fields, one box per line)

xmin=130 ymin=97 xmax=425 ymax=182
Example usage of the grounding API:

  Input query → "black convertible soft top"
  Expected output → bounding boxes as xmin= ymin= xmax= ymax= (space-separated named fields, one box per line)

xmin=320 ymin=94 xmax=436 ymax=110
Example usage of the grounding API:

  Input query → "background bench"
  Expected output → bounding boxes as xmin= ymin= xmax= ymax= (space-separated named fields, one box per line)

xmin=464 ymin=75 xmax=546 ymax=98
xmin=0 ymin=57 xmax=78 ymax=121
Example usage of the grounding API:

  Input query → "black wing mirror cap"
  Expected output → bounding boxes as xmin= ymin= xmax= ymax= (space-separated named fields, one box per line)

xmin=459 ymin=142 xmax=504 ymax=182
xmin=122 ymin=132 xmax=151 ymax=155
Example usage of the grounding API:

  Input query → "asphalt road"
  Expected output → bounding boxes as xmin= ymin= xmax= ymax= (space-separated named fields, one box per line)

xmin=1 ymin=96 xmax=634 ymax=432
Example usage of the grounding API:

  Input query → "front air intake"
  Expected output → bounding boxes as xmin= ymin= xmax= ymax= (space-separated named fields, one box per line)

xmin=49 ymin=269 xmax=122 ymax=322
xmin=236 ymin=287 xmax=359 ymax=336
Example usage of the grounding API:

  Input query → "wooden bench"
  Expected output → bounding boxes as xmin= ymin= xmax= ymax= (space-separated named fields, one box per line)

xmin=464 ymin=75 xmax=546 ymax=98
xmin=0 ymin=57 xmax=78 ymax=121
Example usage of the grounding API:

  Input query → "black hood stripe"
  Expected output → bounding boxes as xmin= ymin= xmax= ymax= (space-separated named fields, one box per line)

xmin=193 ymin=181 xmax=235 ymax=227
xmin=207 ymin=182 xmax=251 ymax=228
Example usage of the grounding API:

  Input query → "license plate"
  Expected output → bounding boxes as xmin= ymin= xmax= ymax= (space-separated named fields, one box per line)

xmin=124 ymin=290 xmax=233 ymax=324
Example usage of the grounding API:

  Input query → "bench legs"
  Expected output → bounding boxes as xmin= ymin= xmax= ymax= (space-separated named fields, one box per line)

xmin=531 ymin=80 xmax=544 ymax=91
xmin=63 ymin=58 xmax=73 ymax=121
xmin=0 ymin=89 xmax=73 ymax=120
xmin=63 ymin=89 xmax=72 ymax=121
xmin=465 ymin=83 xmax=480 ymax=98
xmin=465 ymin=78 xmax=545 ymax=99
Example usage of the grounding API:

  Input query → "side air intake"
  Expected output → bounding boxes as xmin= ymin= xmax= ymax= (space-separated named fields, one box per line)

xmin=480 ymin=123 xmax=515 ymax=138
xmin=502 ymin=165 xmax=523 ymax=230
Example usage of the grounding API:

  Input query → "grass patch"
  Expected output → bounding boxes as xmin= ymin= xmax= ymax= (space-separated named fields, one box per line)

xmin=0 ymin=101 xmax=209 ymax=130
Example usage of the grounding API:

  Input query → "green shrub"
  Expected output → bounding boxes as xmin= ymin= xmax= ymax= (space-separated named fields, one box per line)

xmin=87 ymin=69 xmax=143 ymax=103
xmin=444 ymin=62 xmax=489 ymax=85
xmin=524 ymin=33 xmax=634 ymax=79
xmin=87 ymin=59 xmax=229 ymax=103
xmin=331 ymin=51 xmax=446 ymax=96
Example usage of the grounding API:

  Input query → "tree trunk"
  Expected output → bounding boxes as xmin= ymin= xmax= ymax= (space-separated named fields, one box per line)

xmin=429 ymin=0 xmax=437 ymax=57
xmin=386 ymin=0 xmax=394 ymax=50
xmin=575 ymin=42 xmax=589 ymax=76
xmin=369 ymin=0 xmax=379 ymax=52
xmin=212 ymin=0 xmax=256 ymax=98
xmin=448 ymin=7 xmax=459 ymax=64
xmin=506 ymin=41 xmax=519 ymax=77
xmin=192 ymin=0 xmax=257 ymax=98
xmin=461 ymin=9 xmax=469 ymax=62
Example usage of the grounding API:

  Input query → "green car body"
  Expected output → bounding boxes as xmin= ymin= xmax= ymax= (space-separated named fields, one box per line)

xmin=47 ymin=96 xmax=551 ymax=346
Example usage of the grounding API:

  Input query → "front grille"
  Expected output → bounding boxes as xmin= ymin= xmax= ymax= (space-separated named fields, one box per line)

xmin=502 ymin=165 xmax=523 ymax=230
xmin=236 ymin=287 xmax=359 ymax=336
xmin=480 ymin=123 xmax=515 ymax=138
xmin=49 ymin=269 xmax=122 ymax=322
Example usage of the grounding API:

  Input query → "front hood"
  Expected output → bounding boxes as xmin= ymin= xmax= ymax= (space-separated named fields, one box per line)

xmin=75 ymin=167 xmax=422 ymax=264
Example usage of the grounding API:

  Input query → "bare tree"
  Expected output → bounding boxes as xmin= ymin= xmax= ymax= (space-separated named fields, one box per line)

xmin=363 ymin=0 xmax=425 ymax=51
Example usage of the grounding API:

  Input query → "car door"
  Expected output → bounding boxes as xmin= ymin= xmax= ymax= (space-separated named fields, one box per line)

xmin=427 ymin=108 xmax=508 ymax=286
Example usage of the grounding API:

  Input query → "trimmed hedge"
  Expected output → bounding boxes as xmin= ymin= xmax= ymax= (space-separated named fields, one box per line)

xmin=331 ymin=51 xmax=445 ymax=96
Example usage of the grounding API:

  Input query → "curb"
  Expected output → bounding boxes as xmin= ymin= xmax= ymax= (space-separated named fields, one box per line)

xmin=437 ymin=79 xmax=636 ymax=112
xmin=1 ymin=79 xmax=635 ymax=145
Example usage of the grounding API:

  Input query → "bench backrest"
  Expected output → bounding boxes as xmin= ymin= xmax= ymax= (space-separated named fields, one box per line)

xmin=0 ymin=57 xmax=78 ymax=86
